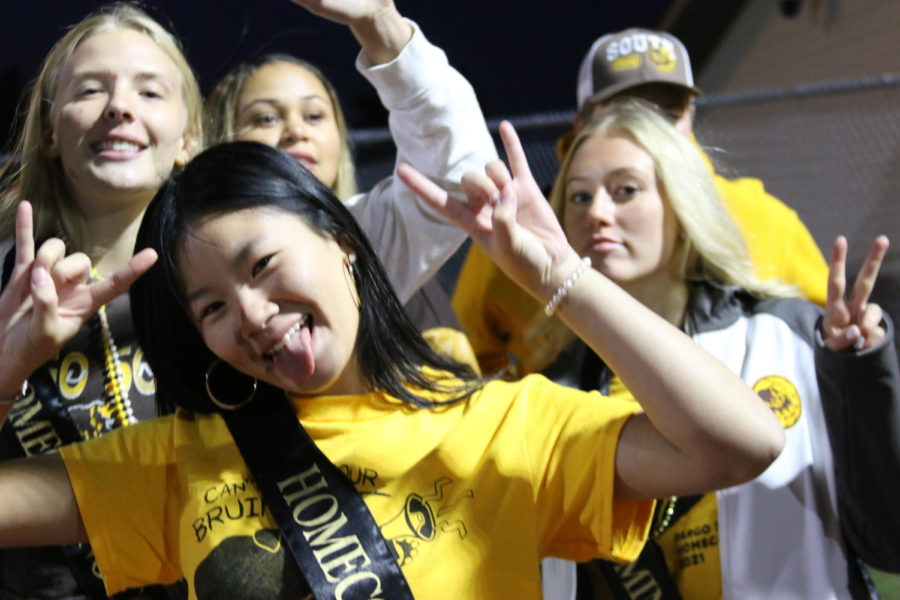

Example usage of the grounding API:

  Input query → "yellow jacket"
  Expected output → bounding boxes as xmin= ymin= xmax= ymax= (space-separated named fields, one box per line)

xmin=451 ymin=147 xmax=828 ymax=377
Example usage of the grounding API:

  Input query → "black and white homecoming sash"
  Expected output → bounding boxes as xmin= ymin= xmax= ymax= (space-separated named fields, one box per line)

xmin=223 ymin=396 xmax=415 ymax=600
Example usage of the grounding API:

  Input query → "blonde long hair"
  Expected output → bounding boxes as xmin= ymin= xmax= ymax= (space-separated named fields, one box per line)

xmin=524 ymin=100 xmax=797 ymax=370
xmin=203 ymin=54 xmax=358 ymax=201
xmin=0 ymin=2 xmax=203 ymax=251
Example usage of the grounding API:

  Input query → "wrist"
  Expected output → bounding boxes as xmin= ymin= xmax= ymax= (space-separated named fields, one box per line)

xmin=0 ymin=355 xmax=45 ymax=399
xmin=350 ymin=6 xmax=412 ymax=65
xmin=544 ymin=256 xmax=592 ymax=317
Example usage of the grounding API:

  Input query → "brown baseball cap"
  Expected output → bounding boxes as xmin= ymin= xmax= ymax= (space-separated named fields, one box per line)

xmin=576 ymin=28 xmax=701 ymax=110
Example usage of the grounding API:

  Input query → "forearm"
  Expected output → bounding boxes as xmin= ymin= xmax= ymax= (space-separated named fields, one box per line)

xmin=552 ymin=267 xmax=784 ymax=497
xmin=353 ymin=21 xmax=495 ymax=302
xmin=0 ymin=454 xmax=86 ymax=547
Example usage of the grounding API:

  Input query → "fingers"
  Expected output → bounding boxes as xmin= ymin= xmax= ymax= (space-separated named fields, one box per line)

xmin=828 ymin=304 xmax=886 ymax=353
xmin=28 ymin=263 xmax=61 ymax=349
xmin=397 ymin=163 xmax=449 ymax=212
xmin=826 ymin=236 xmax=847 ymax=310
xmin=848 ymin=235 xmax=889 ymax=320
xmin=484 ymin=161 xmax=512 ymax=191
xmin=461 ymin=170 xmax=500 ymax=207
xmin=14 ymin=201 xmax=35 ymax=268
xmin=823 ymin=324 xmax=858 ymax=353
xmin=822 ymin=235 xmax=889 ymax=353
xmin=398 ymin=163 xmax=484 ymax=235
xmin=498 ymin=121 xmax=532 ymax=181
xmin=461 ymin=161 xmax=512 ymax=230
xmin=30 ymin=242 xmax=87 ymax=337
xmin=50 ymin=253 xmax=91 ymax=290
xmin=33 ymin=239 xmax=67 ymax=276
xmin=1 ymin=202 xmax=38 ymax=310
xmin=489 ymin=183 xmax=518 ymax=248
xmin=858 ymin=303 xmax=885 ymax=349
xmin=89 ymin=249 xmax=158 ymax=308
xmin=36 ymin=240 xmax=90 ymax=295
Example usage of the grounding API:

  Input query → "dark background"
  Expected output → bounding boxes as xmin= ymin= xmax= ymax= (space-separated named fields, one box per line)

xmin=0 ymin=0 xmax=682 ymax=148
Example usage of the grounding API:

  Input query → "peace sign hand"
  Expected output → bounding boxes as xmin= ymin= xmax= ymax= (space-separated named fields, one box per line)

xmin=398 ymin=121 xmax=579 ymax=302
xmin=822 ymin=235 xmax=889 ymax=352
xmin=0 ymin=202 xmax=157 ymax=396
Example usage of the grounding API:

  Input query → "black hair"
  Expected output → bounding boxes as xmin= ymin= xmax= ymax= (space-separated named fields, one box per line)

xmin=131 ymin=141 xmax=481 ymax=415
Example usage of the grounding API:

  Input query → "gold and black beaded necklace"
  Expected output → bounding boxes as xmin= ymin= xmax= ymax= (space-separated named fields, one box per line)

xmin=89 ymin=268 xmax=136 ymax=427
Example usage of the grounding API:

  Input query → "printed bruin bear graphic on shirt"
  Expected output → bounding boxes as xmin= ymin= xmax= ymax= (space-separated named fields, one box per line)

xmin=191 ymin=475 xmax=473 ymax=596
xmin=194 ymin=528 xmax=311 ymax=600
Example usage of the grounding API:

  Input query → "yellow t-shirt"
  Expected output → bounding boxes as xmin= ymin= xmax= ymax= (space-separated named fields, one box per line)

xmin=655 ymin=493 xmax=721 ymax=599
xmin=706 ymin=160 xmax=828 ymax=306
xmin=451 ymin=151 xmax=828 ymax=376
xmin=61 ymin=374 xmax=652 ymax=599
xmin=421 ymin=326 xmax=482 ymax=376
xmin=451 ymin=245 xmax=540 ymax=377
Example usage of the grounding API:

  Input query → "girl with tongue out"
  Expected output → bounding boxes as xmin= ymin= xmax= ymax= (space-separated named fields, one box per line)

xmin=0 ymin=0 xmax=492 ymax=597
xmin=0 ymin=128 xmax=784 ymax=598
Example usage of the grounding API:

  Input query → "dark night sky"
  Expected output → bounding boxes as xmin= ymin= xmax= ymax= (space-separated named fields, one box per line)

xmin=0 ymin=0 xmax=672 ymax=147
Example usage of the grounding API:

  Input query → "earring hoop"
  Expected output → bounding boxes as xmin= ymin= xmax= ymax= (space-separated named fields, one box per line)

xmin=205 ymin=359 xmax=257 ymax=411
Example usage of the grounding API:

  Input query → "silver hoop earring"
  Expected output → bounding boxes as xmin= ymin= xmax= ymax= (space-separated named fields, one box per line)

xmin=205 ymin=359 xmax=257 ymax=411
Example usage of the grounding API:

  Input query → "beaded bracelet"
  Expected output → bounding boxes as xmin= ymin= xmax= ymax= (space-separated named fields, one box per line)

xmin=0 ymin=380 xmax=30 ymax=407
xmin=544 ymin=256 xmax=592 ymax=317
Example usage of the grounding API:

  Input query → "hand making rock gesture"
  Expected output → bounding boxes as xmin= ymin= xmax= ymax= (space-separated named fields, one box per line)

xmin=0 ymin=202 xmax=157 ymax=399
xmin=399 ymin=121 xmax=580 ymax=304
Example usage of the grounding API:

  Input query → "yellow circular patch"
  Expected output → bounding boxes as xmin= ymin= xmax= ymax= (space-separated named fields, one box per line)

xmin=753 ymin=375 xmax=802 ymax=428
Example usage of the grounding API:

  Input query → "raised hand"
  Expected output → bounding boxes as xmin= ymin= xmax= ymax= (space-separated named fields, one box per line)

xmin=822 ymin=235 xmax=889 ymax=352
xmin=287 ymin=0 xmax=395 ymax=25
xmin=287 ymin=0 xmax=410 ymax=65
xmin=0 ymin=202 xmax=157 ymax=395
xmin=398 ymin=121 xmax=579 ymax=300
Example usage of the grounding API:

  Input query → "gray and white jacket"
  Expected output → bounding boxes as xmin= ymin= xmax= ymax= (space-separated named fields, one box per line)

xmin=542 ymin=282 xmax=900 ymax=600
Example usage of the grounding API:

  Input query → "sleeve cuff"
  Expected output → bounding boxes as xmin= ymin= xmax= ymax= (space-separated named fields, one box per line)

xmin=814 ymin=313 xmax=895 ymax=360
xmin=355 ymin=19 xmax=444 ymax=109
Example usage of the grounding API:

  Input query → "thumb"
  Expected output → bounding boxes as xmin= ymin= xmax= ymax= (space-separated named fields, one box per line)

xmin=89 ymin=249 xmax=158 ymax=308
